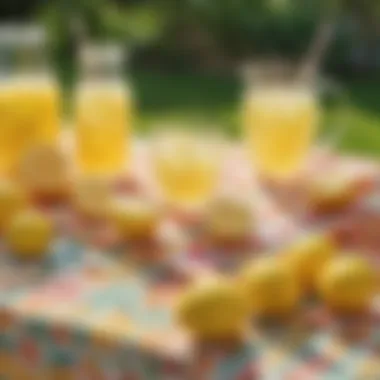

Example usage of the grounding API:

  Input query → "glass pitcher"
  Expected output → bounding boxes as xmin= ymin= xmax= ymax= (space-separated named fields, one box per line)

xmin=0 ymin=24 xmax=61 ymax=176
xmin=74 ymin=42 xmax=133 ymax=177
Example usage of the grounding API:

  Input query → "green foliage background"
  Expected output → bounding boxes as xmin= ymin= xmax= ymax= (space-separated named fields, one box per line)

xmin=1 ymin=0 xmax=380 ymax=156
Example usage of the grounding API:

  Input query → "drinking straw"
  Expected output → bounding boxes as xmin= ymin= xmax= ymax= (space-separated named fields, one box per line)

xmin=297 ymin=1 xmax=342 ymax=82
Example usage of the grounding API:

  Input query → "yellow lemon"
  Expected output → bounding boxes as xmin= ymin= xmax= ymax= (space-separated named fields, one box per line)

xmin=308 ymin=177 xmax=357 ymax=213
xmin=240 ymin=257 xmax=300 ymax=316
xmin=16 ymin=145 xmax=70 ymax=200
xmin=176 ymin=276 xmax=250 ymax=340
xmin=283 ymin=233 xmax=337 ymax=293
xmin=204 ymin=196 xmax=255 ymax=241
xmin=72 ymin=177 xmax=112 ymax=218
xmin=6 ymin=209 xmax=53 ymax=259
xmin=318 ymin=255 xmax=376 ymax=313
xmin=0 ymin=181 xmax=26 ymax=232
xmin=109 ymin=197 xmax=160 ymax=239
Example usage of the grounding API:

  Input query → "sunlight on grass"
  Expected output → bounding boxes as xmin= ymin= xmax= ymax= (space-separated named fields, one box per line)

xmin=326 ymin=106 xmax=380 ymax=157
xmin=56 ymin=70 xmax=380 ymax=157
xmin=132 ymin=71 xmax=380 ymax=157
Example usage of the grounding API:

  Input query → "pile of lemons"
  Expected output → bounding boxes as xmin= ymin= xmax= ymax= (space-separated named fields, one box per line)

xmin=0 ymin=180 xmax=53 ymax=260
xmin=0 ymin=144 xmax=167 ymax=261
xmin=176 ymin=233 xmax=378 ymax=342
xmin=0 ymin=145 xmax=73 ymax=259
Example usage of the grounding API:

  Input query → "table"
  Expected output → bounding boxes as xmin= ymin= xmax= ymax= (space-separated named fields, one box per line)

xmin=1 ymin=145 xmax=380 ymax=380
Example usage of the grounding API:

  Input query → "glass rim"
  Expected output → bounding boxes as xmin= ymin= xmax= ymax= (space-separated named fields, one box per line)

xmin=150 ymin=119 xmax=226 ymax=134
xmin=149 ymin=124 xmax=228 ymax=161
xmin=240 ymin=59 xmax=322 ymax=90
xmin=78 ymin=41 xmax=126 ymax=65
xmin=0 ymin=23 xmax=46 ymax=47
xmin=149 ymin=123 xmax=227 ymax=147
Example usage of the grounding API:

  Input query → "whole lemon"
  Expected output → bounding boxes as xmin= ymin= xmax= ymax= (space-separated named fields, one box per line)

xmin=283 ymin=233 xmax=337 ymax=293
xmin=0 ymin=181 xmax=26 ymax=232
xmin=240 ymin=257 xmax=300 ymax=316
xmin=318 ymin=255 xmax=376 ymax=313
xmin=6 ymin=209 xmax=53 ymax=259
xmin=176 ymin=276 xmax=251 ymax=340
xmin=109 ymin=197 xmax=160 ymax=240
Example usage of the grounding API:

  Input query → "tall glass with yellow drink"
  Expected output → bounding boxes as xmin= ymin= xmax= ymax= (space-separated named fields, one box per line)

xmin=243 ymin=64 xmax=319 ymax=179
xmin=152 ymin=128 xmax=224 ymax=208
xmin=0 ymin=24 xmax=60 ymax=176
xmin=74 ymin=43 xmax=132 ymax=176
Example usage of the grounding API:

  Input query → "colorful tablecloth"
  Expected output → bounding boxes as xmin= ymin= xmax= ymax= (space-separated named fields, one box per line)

xmin=1 ymin=254 xmax=380 ymax=380
xmin=1 ymin=144 xmax=380 ymax=380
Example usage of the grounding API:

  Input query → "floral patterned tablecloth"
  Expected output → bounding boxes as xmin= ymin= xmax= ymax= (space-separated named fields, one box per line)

xmin=1 ymin=144 xmax=380 ymax=380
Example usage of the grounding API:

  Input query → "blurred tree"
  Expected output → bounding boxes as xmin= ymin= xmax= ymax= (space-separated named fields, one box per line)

xmin=40 ymin=0 xmax=173 ymax=80
xmin=41 ymin=0 xmax=172 ymax=47
xmin=346 ymin=0 xmax=380 ymax=72
xmin=35 ymin=0 xmax=380 ymax=75
xmin=167 ymin=0 xmax=325 ymax=71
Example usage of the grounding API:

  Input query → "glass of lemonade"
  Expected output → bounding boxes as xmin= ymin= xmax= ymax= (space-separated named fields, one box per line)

xmin=74 ymin=43 xmax=132 ymax=176
xmin=0 ymin=24 xmax=60 ymax=176
xmin=152 ymin=127 xmax=224 ymax=208
xmin=243 ymin=62 xmax=320 ymax=180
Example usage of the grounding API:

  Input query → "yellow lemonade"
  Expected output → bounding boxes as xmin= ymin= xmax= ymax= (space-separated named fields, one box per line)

xmin=0 ymin=78 xmax=60 ymax=175
xmin=153 ymin=131 xmax=222 ymax=206
xmin=244 ymin=87 xmax=319 ymax=179
xmin=75 ymin=83 xmax=131 ymax=176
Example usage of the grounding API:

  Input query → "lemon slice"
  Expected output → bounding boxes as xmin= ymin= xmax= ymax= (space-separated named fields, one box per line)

xmin=109 ymin=196 xmax=160 ymax=239
xmin=72 ymin=177 xmax=112 ymax=218
xmin=205 ymin=196 xmax=255 ymax=241
xmin=308 ymin=177 xmax=358 ymax=213
xmin=17 ymin=145 xmax=70 ymax=198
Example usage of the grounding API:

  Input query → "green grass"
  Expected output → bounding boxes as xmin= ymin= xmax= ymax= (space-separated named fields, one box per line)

xmin=130 ymin=71 xmax=380 ymax=157
xmin=63 ymin=69 xmax=380 ymax=157
xmin=131 ymin=71 xmax=241 ymax=136
xmin=327 ymin=80 xmax=380 ymax=157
